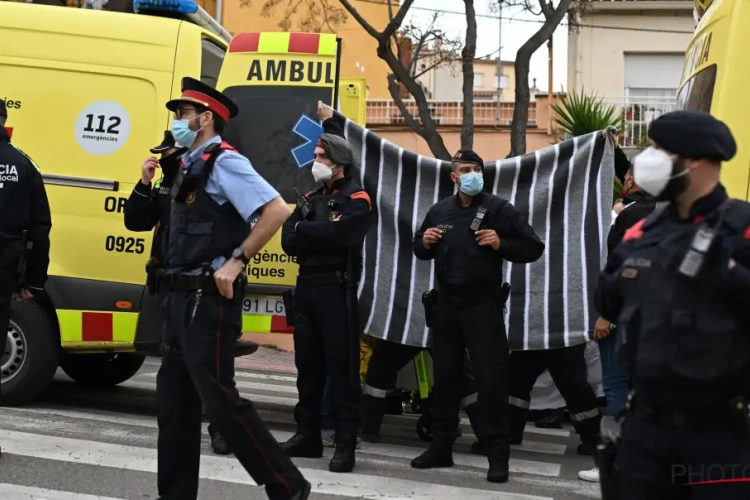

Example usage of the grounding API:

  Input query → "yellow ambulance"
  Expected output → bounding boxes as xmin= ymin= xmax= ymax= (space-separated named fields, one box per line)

xmin=679 ymin=0 xmax=750 ymax=199
xmin=0 ymin=0 xmax=364 ymax=404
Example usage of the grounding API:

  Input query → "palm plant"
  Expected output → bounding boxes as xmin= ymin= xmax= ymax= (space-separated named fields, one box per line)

xmin=551 ymin=90 xmax=624 ymax=139
xmin=552 ymin=90 xmax=624 ymax=205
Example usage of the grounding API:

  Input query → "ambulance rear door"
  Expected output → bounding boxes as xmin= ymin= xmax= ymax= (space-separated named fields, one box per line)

xmin=215 ymin=32 xmax=342 ymax=335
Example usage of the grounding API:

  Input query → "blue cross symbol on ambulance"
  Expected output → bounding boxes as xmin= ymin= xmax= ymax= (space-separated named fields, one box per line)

xmin=291 ymin=114 xmax=324 ymax=169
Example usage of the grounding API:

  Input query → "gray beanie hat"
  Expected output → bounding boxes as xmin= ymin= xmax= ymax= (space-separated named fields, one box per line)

xmin=318 ymin=133 xmax=353 ymax=167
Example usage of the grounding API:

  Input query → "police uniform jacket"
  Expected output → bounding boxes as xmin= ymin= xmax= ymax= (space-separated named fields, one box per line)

xmin=123 ymin=164 xmax=178 ymax=264
xmin=0 ymin=126 xmax=52 ymax=290
xmin=596 ymin=183 xmax=750 ymax=407
xmin=413 ymin=192 xmax=544 ymax=288
xmin=606 ymin=190 xmax=656 ymax=254
xmin=281 ymin=176 xmax=372 ymax=281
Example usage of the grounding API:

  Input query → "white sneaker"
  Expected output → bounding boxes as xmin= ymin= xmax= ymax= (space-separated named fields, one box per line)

xmin=578 ymin=467 xmax=600 ymax=482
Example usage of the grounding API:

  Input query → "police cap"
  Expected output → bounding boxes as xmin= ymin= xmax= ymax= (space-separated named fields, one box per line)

xmin=648 ymin=110 xmax=736 ymax=162
xmin=316 ymin=133 xmax=353 ymax=167
xmin=451 ymin=149 xmax=484 ymax=167
xmin=150 ymin=130 xmax=177 ymax=154
xmin=166 ymin=77 xmax=239 ymax=122
xmin=0 ymin=100 xmax=7 ymax=119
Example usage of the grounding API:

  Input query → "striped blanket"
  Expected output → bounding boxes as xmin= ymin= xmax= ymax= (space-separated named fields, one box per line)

xmin=336 ymin=114 xmax=615 ymax=351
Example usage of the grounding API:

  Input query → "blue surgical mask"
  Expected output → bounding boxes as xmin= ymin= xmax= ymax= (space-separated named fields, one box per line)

xmin=170 ymin=114 xmax=204 ymax=148
xmin=459 ymin=172 xmax=484 ymax=196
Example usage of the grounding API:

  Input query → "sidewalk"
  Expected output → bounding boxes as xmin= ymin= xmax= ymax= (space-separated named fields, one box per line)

xmin=236 ymin=345 xmax=297 ymax=374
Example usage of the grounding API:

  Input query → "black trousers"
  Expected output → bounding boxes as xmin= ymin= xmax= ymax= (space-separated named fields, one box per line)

xmin=361 ymin=339 xmax=479 ymax=435
xmin=431 ymin=292 xmax=509 ymax=457
xmin=508 ymin=344 xmax=600 ymax=443
xmin=156 ymin=290 xmax=306 ymax=500
xmin=293 ymin=282 xmax=360 ymax=440
xmin=618 ymin=413 xmax=750 ymax=499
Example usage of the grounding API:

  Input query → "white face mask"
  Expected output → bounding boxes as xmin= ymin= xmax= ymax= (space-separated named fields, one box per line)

xmin=312 ymin=161 xmax=335 ymax=183
xmin=632 ymin=147 xmax=687 ymax=198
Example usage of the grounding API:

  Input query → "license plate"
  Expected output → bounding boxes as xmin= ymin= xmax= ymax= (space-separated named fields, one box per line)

xmin=242 ymin=296 xmax=285 ymax=316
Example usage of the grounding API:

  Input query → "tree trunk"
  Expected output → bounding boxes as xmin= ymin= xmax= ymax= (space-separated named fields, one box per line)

xmin=460 ymin=0 xmax=477 ymax=151
xmin=509 ymin=55 xmax=531 ymax=157
xmin=509 ymin=0 xmax=571 ymax=157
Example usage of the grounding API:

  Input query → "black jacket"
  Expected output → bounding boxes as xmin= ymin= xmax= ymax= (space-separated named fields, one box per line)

xmin=606 ymin=190 xmax=656 ymax=253
xmin=123 ymin=154 xmax=182 ymax=263
xmin=614 ymin=146 xmax=632 ymax=184
xmin=0 ymin=127 xmax=52 ymax=290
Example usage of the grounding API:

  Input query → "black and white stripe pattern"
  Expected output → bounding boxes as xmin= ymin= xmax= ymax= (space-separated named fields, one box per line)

xmin=338 ymin=114 xmax=615 ymax=351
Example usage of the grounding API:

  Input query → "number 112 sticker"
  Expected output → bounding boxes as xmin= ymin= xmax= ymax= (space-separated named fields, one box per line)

xmin=75 ymin=101 xmax=131 ymax=156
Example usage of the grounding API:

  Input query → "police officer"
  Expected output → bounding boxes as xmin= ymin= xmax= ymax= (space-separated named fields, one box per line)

xmin=123 ymin=131 xmax=230 ymax=456
xmin=156 ymin=78 xmax=310 ymax=500
xmin=280 ymin=105 xmax=373 ymax=474
xmin=0 ymin=100 xmax=52 ymax=453
xmin=410 ymin=149 xmax=544 ymax=483
xmin=597 ymin=110 xmax=750 ymax=499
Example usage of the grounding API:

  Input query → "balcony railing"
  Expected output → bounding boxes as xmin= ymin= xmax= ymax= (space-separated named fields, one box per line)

xmin=604 ymin=96 xmax=679 ymax=148
xmin=366 ymin=99 xmax=537 ymax=127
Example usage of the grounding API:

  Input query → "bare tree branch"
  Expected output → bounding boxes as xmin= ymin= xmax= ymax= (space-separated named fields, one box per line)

xmin=387 ymin=74 xmax=425 ymax=135
xmin=509 ymin=0 xmax=571 ymax=157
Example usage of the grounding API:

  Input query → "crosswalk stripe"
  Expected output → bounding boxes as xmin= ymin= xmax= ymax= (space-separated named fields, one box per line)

xmin=1 ymin=407 xmax=562 ymax=476
xmin=138 ymin=370 xmax=300 ymax=385
xmin=0 ymin=431 xmax=554 ymax=500
xmin=122 ymin=378 xmax=572 ymax=438
xmin=6 ymin=405 xmax=566 ymax=456
xmin=0 ymin=484 xmax=127 ymax=500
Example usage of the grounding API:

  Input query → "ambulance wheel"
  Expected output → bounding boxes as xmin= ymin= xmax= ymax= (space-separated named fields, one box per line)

xmin=1 ymin=298 xmax=60 ymax=406
xmin=417 ymin=412 xmax=434 ymax=442
xmin=61 ymin=353 xmax=146 ymax=387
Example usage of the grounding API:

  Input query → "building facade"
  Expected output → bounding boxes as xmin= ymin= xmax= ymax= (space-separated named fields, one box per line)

xmin=567 ymin=0 xmax=695 ymax=146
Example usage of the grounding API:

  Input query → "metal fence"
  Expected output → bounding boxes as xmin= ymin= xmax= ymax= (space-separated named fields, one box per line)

xmin=604 ymin=97 xmax=679 ymax=148
xmin=365 ymin=99 xmax=537 ymax=127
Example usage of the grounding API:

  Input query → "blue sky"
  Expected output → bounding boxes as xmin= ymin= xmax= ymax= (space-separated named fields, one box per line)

xmin=404 ymin=0 xmax=569 ymax=93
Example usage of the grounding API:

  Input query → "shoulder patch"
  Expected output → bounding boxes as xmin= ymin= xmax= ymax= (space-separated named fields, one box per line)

xmin=622 ymin=218 xmax=646 ymax=242
xmin=349 ymin=190 xmax=371 ymax=210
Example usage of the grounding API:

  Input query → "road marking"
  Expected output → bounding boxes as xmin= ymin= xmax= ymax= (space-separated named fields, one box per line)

xmin=133 ymin=374 xmax=300 ymax=394
xmin=0 ymin=484 xmax=127 ymax=500
xmin=121 ymin=380 xmax=301 ymax=406
xmin=0 ymin=431 xmax=553 ymax=500
xmin=524 ymin=423 xmax=571 ymax=438
xmin=1 ymin=409 xmax=561 ymax=476
xmin=139 ymin=370 xmax=299 ymax=384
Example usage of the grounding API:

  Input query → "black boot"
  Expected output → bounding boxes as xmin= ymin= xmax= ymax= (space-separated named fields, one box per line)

xmin=281 ymin=433 xmax=323 ymax=458
xmin=574 ymin=414 xmax=601 ymax=456
xmin=487 ymin=445 xmax=510 ymax=483
xmin=329 ymin=437 xmax=356 ymax=473
xmin=535 ymin=407 xmax=565 ymax=429
xmin=410 ymin=443 xmax=454 ymax=469
xmin=360 ymin=393 xmax=387 ymax=443
xmin=210 ymin=432 xmax=231 ymax=455
xmin=487 ymin=458 xmax=510 ymax=483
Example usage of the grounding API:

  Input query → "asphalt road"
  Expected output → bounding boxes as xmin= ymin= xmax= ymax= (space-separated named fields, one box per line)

xmin=0 ymin=359 xmax=602 ymax=499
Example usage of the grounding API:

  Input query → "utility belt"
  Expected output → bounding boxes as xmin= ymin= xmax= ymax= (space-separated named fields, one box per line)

xmin=422 ymin=282 xmax=511 ymax=327
xmin=296 ymin=270 xmax=346 ymax=287
xmin=154 ymin=267 xmax=246 ymax=297
xmin=627 ymin=393 xmax=750 ymax=431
